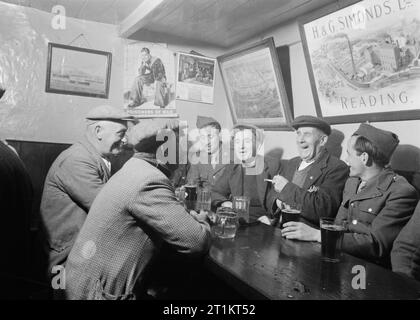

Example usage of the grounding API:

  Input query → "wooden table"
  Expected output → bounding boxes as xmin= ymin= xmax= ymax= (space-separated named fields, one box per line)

xmin=205 ymin=223 xmax=420 ymax=300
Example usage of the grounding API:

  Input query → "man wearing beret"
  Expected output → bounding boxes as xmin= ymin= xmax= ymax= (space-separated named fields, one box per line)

xmin=267 ymin=115 xmax=349 ymax=232
xmin=391 ymin=200 xmax=420 ymax=281
xmin=285 ymin=123 xmax=418 ymax=266
xmin=64 ymin=119 xmax=211 ymax=300
xmin=39 ymin=105 xmax=131 ymax=275
xmin=212 ymin=123 xmax=281 ymax=223
xmin=186 ymin=115 xmax=228 ymax=187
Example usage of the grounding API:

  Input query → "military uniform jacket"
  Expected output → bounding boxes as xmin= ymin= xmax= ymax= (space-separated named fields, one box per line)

xmin=266 ymin=149 xmax=349 ymax=226
xmin=391 ymin=200 xmax=420 ymax=281
xmin=335 ymin=168 xmax=418 ymax=266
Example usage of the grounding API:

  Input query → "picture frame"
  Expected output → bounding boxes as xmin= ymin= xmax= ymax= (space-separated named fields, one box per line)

xmin=299 ymin=0 xmax=420 ymax=124
xmin=217 ymin=37 xmax=293 ymax=130
xmin=176 ymin=52 xmax=216 ymax=104
xmin=45 ymin=43 xmax=112 ymax=99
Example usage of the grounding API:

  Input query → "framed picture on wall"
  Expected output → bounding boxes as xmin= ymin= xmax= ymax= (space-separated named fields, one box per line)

xmin=45 ymin=43 xmax=112 ymax=99
xmin=217 ymin=37 xmax=293 ymax=130
xmin=176 ymin=52 xmax=216 ymax=104
xmin=299 ymin=0 xmax=420 ymax=124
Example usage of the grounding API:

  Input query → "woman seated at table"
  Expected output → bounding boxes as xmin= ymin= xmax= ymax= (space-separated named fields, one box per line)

xmin=211 ymin=124 xmax=280 ymax=223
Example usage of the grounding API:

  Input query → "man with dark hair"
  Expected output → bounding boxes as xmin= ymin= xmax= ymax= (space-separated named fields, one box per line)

xmin=335 ymin=123 xmax=418 ymax=265
xmin=64 ymin=119 xmax=211 ymax=300
xmin=211 ymin=123 xmax=280 ymax=223
xmin=128 ymin=47 xmax=169 ymax=108
xmin=186 ymin=115 xmax=228 ymax=187
xmin=267 ymin=115 xmax=349 ymax=233
xmin=284 ymin=123 xmax=418 ymax=267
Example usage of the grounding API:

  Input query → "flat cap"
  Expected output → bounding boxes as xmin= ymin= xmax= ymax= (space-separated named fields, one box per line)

xmin=196 ymin=115 xmax=220 ymax=129
xmin=86 ymin=105 xmax=133 ymax=121
xmin=291 ymin=115 xmax=331 ymax=135
xmin=354 ymin=123 xmax=399 ymax=159
xmin=129 ymin=118 xmax=179 ymax=152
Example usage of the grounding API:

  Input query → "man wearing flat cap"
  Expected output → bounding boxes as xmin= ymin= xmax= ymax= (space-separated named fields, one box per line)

xmin=267 ymin=115 xmax=349 ymax=234
xmin=64 ymin=119 xmax=211 ymax=300
xmin=39 ymin=105 xmax=131 ymax=275
xmin=186 ymin=115 xmax=228 ymax=187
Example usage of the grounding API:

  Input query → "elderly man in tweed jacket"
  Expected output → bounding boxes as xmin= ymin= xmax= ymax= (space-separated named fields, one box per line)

xmin=64 ymin=119 xmax=211 ymax=300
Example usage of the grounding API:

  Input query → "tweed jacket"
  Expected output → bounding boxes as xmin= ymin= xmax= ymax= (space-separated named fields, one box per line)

xmin=335 ymin=168 xmax=418 ymax=266
xmin=211 ymin=155 xmax=281 ymax=221
xmin=39 ymin=136 xmax=111 ymax=272
xmin=391 ymin=200 xmax=420 ymax=281
xmin=65 ymin=153 xmax=211 ymax=300
xmin=266 ymin=149 xmax=349 ymax=226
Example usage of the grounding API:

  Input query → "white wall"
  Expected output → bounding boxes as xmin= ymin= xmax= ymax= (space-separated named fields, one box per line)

xmin=0 ymin=2 xmax=125 ymax=144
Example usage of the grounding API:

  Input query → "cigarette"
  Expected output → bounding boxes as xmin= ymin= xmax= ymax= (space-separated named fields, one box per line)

xmin=264 ymin=179 xmax=273 ymax=183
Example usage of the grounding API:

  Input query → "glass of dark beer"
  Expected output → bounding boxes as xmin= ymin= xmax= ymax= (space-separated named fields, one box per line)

xmin=184 ymin=184 xmax=197 ymax=211
xmin=280 ymin=208 xmax=301 ymax=229
xmin=320 ymin=217 xmax=345 ymax=263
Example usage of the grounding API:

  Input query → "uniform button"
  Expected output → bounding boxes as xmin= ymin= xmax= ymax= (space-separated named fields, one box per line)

xmin=368 ymin=208 xmax=372 ymax=212
xmin=351 ymin=203 xmax=354 ymax=207
xmin=352 ymin=219 xmax=357 ymax=225
xmin=310 ymin=176 xmax=313 ymax=180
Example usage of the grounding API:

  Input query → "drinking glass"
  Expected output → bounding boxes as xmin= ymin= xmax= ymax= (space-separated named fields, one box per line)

xmin=320 ymin=217 xmax=346 ymax=263
xmin=213 ymin=207 xmax=238 ymax=239
xmin=232 ymin=196 xmax=250 ymax=224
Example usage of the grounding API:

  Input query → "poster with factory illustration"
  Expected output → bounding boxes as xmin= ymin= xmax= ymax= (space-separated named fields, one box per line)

xmin=123 ymin=40 xmax=177 ymax=117
xmin=300 ymin=0 xmax=420 ymax=123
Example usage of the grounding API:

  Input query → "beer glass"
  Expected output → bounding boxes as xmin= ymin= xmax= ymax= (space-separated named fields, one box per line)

xmin=213 ymin=207 xmax=238 ymax=239
xmin=320 ymin=217 xmax=345 ymax=262
xmin=232 ymin=196 xmax=250 ymax=224
xmin=184 ymin=184 xmax=197 ymax=211
xmin=196 ymin=188 xmax=211 ymax=212
xmin=280 ymin=208 xmax=301 ymax=229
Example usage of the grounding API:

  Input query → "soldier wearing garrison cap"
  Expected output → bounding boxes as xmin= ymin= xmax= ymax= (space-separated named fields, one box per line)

xmin=186 ymin=115 xmax=228 ymax=188
xmin=40 ymin=105 xmax=131 ymax=276
xmin=334 ymin=123 xmax=418 ymax=266
xmin=266 ymin=115 xmax=349 ymax=234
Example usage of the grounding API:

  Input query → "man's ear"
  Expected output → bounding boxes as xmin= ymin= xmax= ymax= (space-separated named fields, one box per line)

xmin=360 ymin=152 xmax=369 ymax=165
xmin=94 ymin=124 xmax=103 ymax=140
xmin=320 ymin=135 xmax=328 ymax=147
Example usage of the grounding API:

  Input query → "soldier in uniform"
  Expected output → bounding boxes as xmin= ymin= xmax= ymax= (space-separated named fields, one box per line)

xmin=186 ymin=116 xmax=228 ymax=187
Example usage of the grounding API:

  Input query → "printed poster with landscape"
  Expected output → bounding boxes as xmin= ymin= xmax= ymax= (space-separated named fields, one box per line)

xmin=300 ymin=0 xmax=420 ymax=123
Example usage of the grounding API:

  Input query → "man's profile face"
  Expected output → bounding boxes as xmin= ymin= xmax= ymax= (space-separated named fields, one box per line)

xmin=345 ymin=135 xmax=365 ymax=177
xmin=199 ymin=125 xmax=220 ymax=155
xmin=295 ymin=127 xmax=326 ymax=162
xmin=141 ymin=51 xmax=151 ymax=64
xmin=97 ymin=121 xmax=128 ymax=157
xmin=234 ymin=129 xmax=255 ymax=162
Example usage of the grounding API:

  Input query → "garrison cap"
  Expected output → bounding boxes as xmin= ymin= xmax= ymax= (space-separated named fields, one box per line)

xmin=86 ymin=105 xmax=133 ymax=121
xmin=291 ymin=115 xmax=331 ymax=136
xmin=354 ymin=123 xmax=399 ymax=159
xmin=196 ymin=116 xmax=220 ymax=129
